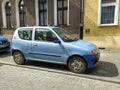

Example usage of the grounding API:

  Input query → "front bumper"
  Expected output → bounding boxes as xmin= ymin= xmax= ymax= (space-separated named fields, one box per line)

xmin=83 ymin=53 xmax=100 ymax=68
xmin=0 ymin=43 xmax=10 ymax=53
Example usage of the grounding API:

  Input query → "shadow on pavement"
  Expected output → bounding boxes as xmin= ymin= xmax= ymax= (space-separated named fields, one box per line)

xmin=26 ymin=61 xmax=69 ymax=72
xmin=85 ymin=61 xmax=119 ymax=77
xmin=26 ymin=61 xmax=119 ymax=77
xmin=0 ymin=51 xmax=11 ymax=58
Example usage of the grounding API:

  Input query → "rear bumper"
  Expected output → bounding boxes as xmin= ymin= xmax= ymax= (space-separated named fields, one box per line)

xmin=83 ymin=53 xmax=100 ymax=68
xmin=11 ymin=48 xmax=14 ymax=55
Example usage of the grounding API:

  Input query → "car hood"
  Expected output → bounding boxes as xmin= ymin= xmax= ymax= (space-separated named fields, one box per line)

xmin=68 ymin=40 xmax=97 ymax=50
xmin=0 ymin=36 xmax=6 ymax=41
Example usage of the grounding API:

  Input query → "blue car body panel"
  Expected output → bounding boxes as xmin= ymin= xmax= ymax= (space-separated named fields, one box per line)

xmin=0 ymin=36 xmax=10 ymax=52
xmin=11 ymin=27 xmax=100 ymax=68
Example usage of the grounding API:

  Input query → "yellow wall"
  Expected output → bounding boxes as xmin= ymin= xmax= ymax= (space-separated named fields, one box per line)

xmin=84 ymin=0 xmax=120 ymax=49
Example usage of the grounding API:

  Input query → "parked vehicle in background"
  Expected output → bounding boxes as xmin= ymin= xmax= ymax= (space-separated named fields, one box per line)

xmin=11 ymin=26 xmax=100 ymax=73
xmin=0 ymin=36 xmax=10 ymax=53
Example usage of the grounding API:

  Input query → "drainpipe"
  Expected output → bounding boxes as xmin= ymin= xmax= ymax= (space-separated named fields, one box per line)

xmin=0 ymin=1 xmax=1 ymax=35
xmin=80 ymin=0 xmax=84 ymax=39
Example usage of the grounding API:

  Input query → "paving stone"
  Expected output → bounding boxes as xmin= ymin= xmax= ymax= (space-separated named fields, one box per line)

xmin=0 ymin=65 xmax=120 ymax=90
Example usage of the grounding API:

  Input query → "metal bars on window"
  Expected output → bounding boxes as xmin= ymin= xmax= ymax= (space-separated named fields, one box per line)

xmin=101 ymin=6 xmax=115 ymax=24
xmin=100 ymin=0 xmax=116 ymax=24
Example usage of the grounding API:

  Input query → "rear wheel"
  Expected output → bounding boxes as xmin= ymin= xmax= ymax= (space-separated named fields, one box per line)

xmin=13 ymin=51 xmax=26 ymax=65
xmin=68 ymin=56 xmax=87 ymax=74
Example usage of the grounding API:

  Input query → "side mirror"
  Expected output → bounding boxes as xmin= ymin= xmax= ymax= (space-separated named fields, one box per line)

xmin=54 ymin=40 xmax=61 ymax=44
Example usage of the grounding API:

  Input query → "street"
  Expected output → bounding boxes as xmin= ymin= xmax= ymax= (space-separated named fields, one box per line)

xmin=0 ymin=49 xmax=120 ymax=90
xmin=0 ymin=63 xmax=120 ymax=90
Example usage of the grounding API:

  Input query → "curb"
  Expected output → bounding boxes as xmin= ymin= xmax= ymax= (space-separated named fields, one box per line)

xmin=0 ymin=61 xmax=120 ymax=85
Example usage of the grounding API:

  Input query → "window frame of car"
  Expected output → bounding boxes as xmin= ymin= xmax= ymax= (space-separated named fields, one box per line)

xmin=34 ymin=28 xmax=60 ymax=43
xmin=18 ymin=28 xmax=33 ymax=41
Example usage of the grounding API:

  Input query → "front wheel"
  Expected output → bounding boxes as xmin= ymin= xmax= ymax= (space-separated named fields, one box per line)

xmin=13 ymin=51 xmax=26 ymax=65
xmin=68 ymin=56 xmax=87 ymax=74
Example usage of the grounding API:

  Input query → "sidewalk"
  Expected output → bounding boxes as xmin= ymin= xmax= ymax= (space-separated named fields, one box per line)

xmin=0 ymin=64 xmax=120 ymax=90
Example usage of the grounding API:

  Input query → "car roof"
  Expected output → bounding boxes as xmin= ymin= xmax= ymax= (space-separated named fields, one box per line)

xmin=16 ymin=26 xmax=59 ymax=30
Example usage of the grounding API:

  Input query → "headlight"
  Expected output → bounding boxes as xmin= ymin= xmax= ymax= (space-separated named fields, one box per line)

xmin=0 ymin=41 xmax=2 ymax=45
xmin=91 ymin=50 xmax=97 ymax=56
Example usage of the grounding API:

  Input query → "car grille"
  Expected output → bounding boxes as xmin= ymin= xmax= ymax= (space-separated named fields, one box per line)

xmin=2 ymin=40 xmax=7 ymax=43
xmin=0 ymin=40 xmax=8 ymax=45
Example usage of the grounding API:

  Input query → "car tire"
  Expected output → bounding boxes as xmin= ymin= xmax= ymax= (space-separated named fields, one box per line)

xmin=68 ymin=56 xmax=87 ymax=74
xmin=13 ymin=51 xmax=26 ymax=65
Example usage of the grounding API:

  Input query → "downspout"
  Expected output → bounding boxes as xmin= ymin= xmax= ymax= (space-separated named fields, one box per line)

xmin=80 ymin=0 xmax=84 ymax=39
xmin=0 ymin=3 xmax=1 ymax=35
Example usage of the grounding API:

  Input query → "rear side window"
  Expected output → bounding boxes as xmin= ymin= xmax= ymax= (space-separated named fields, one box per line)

xmin=18 ymin=28 xmax=33 ymax=40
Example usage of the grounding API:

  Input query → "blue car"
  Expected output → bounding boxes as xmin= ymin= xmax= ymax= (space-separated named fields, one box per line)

xmin=0 ymin=36 xmax=10 ymax=53
xmin=11 ymin=26 xmax=100 ymax=73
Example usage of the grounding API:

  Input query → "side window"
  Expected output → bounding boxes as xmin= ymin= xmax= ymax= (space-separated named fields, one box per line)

xmin=18 ymin=28 xmax=32 ymax=40
xmin=35 ymin=28 xmax=58 ymax=42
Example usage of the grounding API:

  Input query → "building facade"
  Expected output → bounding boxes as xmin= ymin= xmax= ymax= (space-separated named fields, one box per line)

xmin=0 ymin=0 xmax=81 ymax=41
xmin=84 ymin=0 xmax=120 ymax=49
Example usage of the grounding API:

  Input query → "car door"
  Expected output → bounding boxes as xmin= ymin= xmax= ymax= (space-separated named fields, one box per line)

xmin=30 ymin=28 xmax=66 ymax=64
xmin=16 ymin=28 xmax=33 ymax=59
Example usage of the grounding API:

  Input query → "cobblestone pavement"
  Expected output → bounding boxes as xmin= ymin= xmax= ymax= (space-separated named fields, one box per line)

xmin=0 ymin=64 xmax=120 ymax=90
xmin=86 ymin=50 xmax=120 ymax=79
xmin=0 ymin=50 xmax=120 ymax=83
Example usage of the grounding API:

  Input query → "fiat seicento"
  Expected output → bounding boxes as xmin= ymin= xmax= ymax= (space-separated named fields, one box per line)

xmin=11 ymin=26 xmax=100 ymax=73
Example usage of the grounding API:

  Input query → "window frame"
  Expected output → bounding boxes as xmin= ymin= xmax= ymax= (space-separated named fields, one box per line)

xmin=54 ymin=0 xmax=69 ymax=26
xmin=98 ymin=0 xmax=119 ymax=26
xmin=19 ymin=0 xmax=26 ymax=27
xmin=38 ymin=0 xmax=48 ymax=26
xmin=5 ymin=1 xmax=11 ymax=28
xmin=57 ymin=0 xmax=68 ymax=25
xmin=34 ymin=28 xmax=58 ymax=42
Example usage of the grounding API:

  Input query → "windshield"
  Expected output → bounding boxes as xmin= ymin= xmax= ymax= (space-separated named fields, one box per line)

xmin=53 ymin=28 xmax=78 ymax=42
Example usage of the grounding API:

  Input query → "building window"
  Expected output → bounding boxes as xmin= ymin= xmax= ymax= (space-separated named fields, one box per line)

xmin=5 ymin=1 xmax=11 ymax=28
xmin=19 ymin=0 xmax=26 ymax=27
xmin=57 ymin=0 xmax=68 ymax=25
xmin=38 ymin=0 xmax=47 ymax=26
xmin=98 ymin=0 xmax=119 ymax=26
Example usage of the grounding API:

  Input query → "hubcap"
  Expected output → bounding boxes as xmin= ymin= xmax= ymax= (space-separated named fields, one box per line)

xmin=71 ymin=59 xmax=83 ymax=72
xmin=14 ymin=53 xmax=23 ymax=63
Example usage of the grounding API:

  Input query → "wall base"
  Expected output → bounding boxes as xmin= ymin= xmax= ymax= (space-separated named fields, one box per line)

xmin=84 ymin=36 xmax=120 ymax=49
